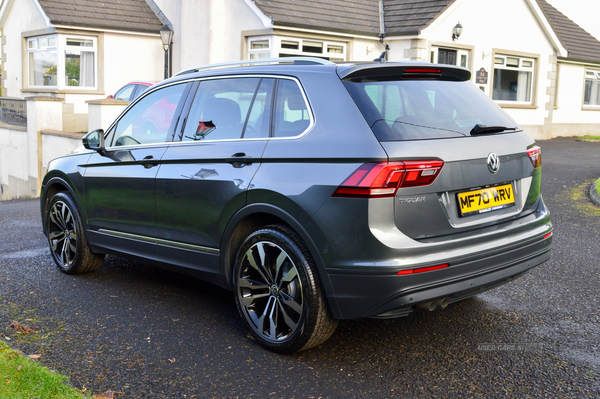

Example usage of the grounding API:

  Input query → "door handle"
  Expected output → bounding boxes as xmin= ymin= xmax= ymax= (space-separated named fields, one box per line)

xmin=141 ymin=155 xmax=157 ymax=169
xmin=227 ymin=152 xmax=253 ymax=168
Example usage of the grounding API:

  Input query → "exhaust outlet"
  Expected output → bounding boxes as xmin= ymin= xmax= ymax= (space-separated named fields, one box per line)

xmin=416 ymin=297 xmax=450 ymax=311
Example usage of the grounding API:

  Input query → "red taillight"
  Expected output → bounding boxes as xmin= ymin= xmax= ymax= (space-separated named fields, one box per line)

xmin=333 ymin=160 xmax=444 ymax=198
xmin=527 ymin=146 xmax=541 ymax=168
xmin=403 ymin=68 xmax=442 ymax=74
xmin=543 ymin=232 xmax=553 ymax=240
xmin=402 ymin=68 xmax=443 ymax=80
xmin=397 ymin=264 xmax=449 ymax=275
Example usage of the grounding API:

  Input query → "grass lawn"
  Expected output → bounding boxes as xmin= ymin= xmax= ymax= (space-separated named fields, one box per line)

xmin=0 ymin=340 xmax=87 ymax=398
xmin=579 ymin=135 xmax=600 ymax=140
xmin=596 ymin=178 xmax=600 ymax=194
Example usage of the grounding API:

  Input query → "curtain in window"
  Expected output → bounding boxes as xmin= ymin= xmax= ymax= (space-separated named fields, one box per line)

xmin=516 ymin=71 xmax=531 ymax=102
xmin=586 ymin=80 xmax=600 ymax=106
xmin=80 ymin=51 xmax=95 ymax=87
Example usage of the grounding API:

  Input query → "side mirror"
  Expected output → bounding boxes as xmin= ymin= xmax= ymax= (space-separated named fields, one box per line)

xmin=82 ymin=129 xmax=106 ymax=155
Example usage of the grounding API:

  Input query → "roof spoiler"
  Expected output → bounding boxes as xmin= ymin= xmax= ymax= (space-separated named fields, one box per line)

xmin=339 ymin=64 xmax=471 ymax=82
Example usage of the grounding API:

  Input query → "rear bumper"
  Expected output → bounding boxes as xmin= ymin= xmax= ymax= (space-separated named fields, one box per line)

xmin=326 ymin=231 xmax=552 ymax=319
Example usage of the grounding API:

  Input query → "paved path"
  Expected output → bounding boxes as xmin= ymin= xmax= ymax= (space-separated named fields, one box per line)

xmin=0 ymin=137 xmax=599 ymax=398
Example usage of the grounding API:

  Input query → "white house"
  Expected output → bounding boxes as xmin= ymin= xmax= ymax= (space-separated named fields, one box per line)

xmin=1 ymin=0 xmax=598 ymax=138
xmin=152 ymin=0 xmax=600 ymax=140
xmin=0 ymin=0 xmax=167 ymax=131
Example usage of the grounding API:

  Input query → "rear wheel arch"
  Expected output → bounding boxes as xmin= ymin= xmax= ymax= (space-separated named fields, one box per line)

xmin=219 ymin=204 xmax=341 ymax=319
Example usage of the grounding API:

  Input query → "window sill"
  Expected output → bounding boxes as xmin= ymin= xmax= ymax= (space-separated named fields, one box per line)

xmin=582 ymin=106 xmax=600 ymax=111
xmin=496 ymin=103 xmax=538 ymax=109
xmin=22 ymin=88 xmax=105 ymax=95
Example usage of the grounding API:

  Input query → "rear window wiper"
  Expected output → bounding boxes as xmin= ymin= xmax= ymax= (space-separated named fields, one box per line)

xmin=470 ymin=124 xmax=517 ymax=135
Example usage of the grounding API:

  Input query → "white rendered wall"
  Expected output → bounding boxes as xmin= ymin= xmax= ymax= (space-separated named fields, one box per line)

xmin=156 ymin=0 xmax=267 ymax=73
xmin=102 ymin=33 xmax=164 ymax=101
xmin=2 ymin=0 xmax=49 ymax=98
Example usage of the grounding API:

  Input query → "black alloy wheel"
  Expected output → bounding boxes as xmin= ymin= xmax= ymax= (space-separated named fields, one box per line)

xmin=234 ymin=225 xmax=338 ymax=354
xmin=46 ymin=192 xmax=104 ymax=274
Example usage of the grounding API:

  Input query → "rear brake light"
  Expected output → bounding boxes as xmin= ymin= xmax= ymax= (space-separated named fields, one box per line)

xmin=527 ymin=146 xmax=541 ymax=168
xmin=397 ymin=264 xmax=449 ymax=275
xmin=333 ymin=160 xmax=444 ymax=198
xmin=402 ymin=68 xmax=443 ymax=80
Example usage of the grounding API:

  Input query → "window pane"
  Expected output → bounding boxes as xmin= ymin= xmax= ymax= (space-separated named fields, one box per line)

xmin=584 ymin=79 xmax=600 ymax=106
xmin=522 ymin=60 xmax=533 ymax=68
xmin=251 ymin=40 xmax=269 ymax=49
xmin=274 ymin=79 xmax=310 ymax=137
xmin=250 ymin=52 xmax=269 ymax=59
xmin=112 ymin=84 xmax=186 ymax=146
xmin=65 ymin=51 xmax=95 ymax=87
xmin=182 ymin=78 xmax=262 ymax=141
xmin=494 ymin=57 xmax=504 ymax=65
xmin=302 ymin=41 xmax=323 ymax=54
xmin=506 ymin=57 xmax=519 ymax=67
xmin=29 ymin=50 xmax=57 ymax=86
xmin=243 ymin=78 xmax=274 ymax=138
xmin=281 ymin=40 xmax=299 ymax=50
xmin=493 ymin=69 xmax=532 ymax=102
xmin=344 ymin=79 xmax=517 ymax=141
xmin=115 ymin=85 xmax=136 ymax=101
xmin=67 ymin=38 xmax=93 ymax=47
xmin=327 ymin=45 xmax=343 ymax=54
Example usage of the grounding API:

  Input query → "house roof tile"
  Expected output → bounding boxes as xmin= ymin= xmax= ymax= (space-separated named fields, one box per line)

xmin=536 ymin=0 xmax=600 ymax=64
xmin=250 ymin=0 xmax=455 ymax=36
xmin=38 ymin=0 xmax=164 ymax=34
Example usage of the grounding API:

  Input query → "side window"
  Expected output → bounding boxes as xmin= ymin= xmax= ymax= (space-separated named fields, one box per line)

xmin=181 ymin=77 xmax=273 ymax=141
xmin=109 ymin=83 xmax=186 ymax=147
xmin=114 ymin=85 xmax=135 ymax=101
xmin=133 ymin=84 xmax=151 ymax=100
xmin=273 ymin=79 xmax=311 ymax=137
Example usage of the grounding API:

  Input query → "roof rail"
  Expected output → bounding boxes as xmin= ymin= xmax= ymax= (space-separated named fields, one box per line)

xmin=175 ymin=57 xmax=335 ymax=76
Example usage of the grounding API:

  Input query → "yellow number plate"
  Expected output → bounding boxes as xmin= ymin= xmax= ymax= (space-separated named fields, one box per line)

xmin=457 ymin=184 xmax=515 ymax=217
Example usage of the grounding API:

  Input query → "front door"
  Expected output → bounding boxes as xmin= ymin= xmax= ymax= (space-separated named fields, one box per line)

xmin=83 ymin=82 xmax=191 ymax=260
xmin=438 ymin=49 xmax=457 ymax=65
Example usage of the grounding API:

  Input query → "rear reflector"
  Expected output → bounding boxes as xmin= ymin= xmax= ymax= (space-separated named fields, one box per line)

xmin=333 ymin=160 xmax=444 ymax=198
xmin=543 ymin=232 xmax=553 ymax=240
xmin=397 ymin=264 xmax=449 ymax=275
xmin=527 ymin=146 xmax=541 ymax=168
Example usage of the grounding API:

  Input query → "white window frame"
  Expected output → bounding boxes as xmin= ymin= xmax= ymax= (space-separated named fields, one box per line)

xmin=492 ymin=54 xmax=535 ymax=105
xmin=248 ymin=36 xmax=272 ymax=59
xmin=583 ymin=68 xmax=600 ymax=109
xmin=27 ymin=34 xmax=98 ymax=90
xmin=27 ymin=34 xmax=58 ymax=88
xmin=430 ymin=46 xmax=470 ymax=68
xmin=247 ymin=36 xmax=347 ymax=61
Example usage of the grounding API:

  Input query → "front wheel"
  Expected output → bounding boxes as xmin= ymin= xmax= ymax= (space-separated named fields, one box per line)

xmin=233 ymin=226 xmax=338 ymax=353
xmin=46 ymin=192 xmax=105 ymax=274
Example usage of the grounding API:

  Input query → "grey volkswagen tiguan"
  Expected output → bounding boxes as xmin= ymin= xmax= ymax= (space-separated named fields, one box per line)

xmin=41 ymin=58 xmax=552 ymax=353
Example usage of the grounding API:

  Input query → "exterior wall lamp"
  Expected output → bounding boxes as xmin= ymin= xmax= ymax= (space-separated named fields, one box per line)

xmin=452 ymin=22 xmax=463 ymax=41
xmin=160 ymin=25 xmax=174 ymax=79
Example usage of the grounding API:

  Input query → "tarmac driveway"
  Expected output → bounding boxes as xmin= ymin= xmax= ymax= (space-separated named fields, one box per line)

xmin=0 ymin=136 xmax=599 ymax=398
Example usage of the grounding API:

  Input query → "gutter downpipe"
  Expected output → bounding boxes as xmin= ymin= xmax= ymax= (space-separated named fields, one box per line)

xmin=376 ymin=0 xmax=390 ymax=62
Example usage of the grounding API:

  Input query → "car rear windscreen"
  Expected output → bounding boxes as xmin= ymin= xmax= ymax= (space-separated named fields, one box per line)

xmin=343 ymin=79 xmax=519 ymax=141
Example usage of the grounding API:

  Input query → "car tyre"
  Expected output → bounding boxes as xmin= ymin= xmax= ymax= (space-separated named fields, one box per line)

xmin=234 ymin=225 xmax=338 ymax=354
xmin=46 ymin=192 xmax=104 ymax=274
